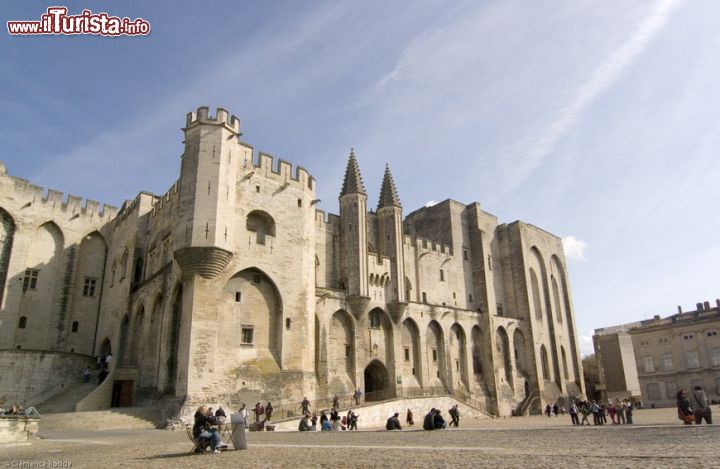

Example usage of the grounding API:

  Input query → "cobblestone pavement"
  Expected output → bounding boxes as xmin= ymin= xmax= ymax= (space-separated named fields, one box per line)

xmin=2 ymin=408 xmax=718 ymax=468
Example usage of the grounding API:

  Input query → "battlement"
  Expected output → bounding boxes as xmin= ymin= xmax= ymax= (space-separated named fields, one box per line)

xmin=11 ymin=176 xmax=117 ymax=219
xmin=185 ymin=106 xmax=241 ymax=134
xmin=255 ymin=152 xmax=315 ymax=192
xmin=314 ymin=209 xmax=340 ymax=227
xmin=150 ymin=180 xmax=180 ymax=218
xmin=404 ymin=234 xmax=453 ymax=256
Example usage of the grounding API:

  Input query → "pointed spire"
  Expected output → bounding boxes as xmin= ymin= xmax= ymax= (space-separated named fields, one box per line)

xmin=378 ymin=164 xmax=402 ymax=209
xmin=340 ymin=148 xmax=366 ymax=196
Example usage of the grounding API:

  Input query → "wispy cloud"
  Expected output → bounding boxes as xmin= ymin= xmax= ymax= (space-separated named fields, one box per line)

xmin=501 ymin=0 xmax=684 ymax=190
xmin=563 ymin=236 xmax=587 ymax=261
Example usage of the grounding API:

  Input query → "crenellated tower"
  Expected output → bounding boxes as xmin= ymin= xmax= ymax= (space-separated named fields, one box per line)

xmin=174 ymin=107 xmax=242 ymax=278
xmin=339 ymin=149 xmax=370 ymax=318
xmin=377 ymin=165 xmax=407 ymax=319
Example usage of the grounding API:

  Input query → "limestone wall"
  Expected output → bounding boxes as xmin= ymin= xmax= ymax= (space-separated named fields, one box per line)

xmin=0 ymin=416 xmax=39 ymax=442
xmin=0 ymin=350 xmax=92 ymax=406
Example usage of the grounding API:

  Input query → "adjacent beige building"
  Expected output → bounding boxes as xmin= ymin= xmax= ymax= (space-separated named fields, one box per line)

xmin=595 ymin=300 xmax=720 ymax=407
xmin=0 ymin=107 xmax=585 ymax=417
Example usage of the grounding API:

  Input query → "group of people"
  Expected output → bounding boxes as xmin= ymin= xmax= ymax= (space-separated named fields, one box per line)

xmin=192 ymin=405 xmax=231 ymax=454
xmin=1 ymin=402 xmax=39 ymax=416
xmin=676 ymin=386 xmax=713 ymax=425
xmin=298 ymin=408 xmax=359 ymax=431
xmin=564 ymin=399 xmax=635 ymax=426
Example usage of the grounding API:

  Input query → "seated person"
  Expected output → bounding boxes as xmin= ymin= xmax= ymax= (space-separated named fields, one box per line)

xmin=298 ymin=415 xmax=311 ymax=431
xmin=423 ymin=409 xmax=436 ymax=430
xmin=433 ymin=409 xmax=446 ymax=430
xmin=321 ymin=418 xmax=333 ymax=431
xmin=386 ymin=412 xmax=402 ymax=430
xmin=215 ymin=406 xmax=227 ymax=425
xmin=193 ymin=406 xmax=223 ymax=453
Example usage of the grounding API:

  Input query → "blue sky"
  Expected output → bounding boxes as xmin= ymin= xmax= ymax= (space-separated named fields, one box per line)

xmin=2 ymin=0 xmax=719 ymax=355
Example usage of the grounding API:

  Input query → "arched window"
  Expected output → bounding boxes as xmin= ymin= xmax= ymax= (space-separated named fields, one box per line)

xmin=18 ymin=316 xmax=27 ymax=329
xmin=369 ymin=309 xmax=382 ymax=329
xmin=133 ymin=257 xmax=144 ymax=284
xmin=246 ymin=210 xmax=275 ymax=245
xmin=71 ymin=321 xmax=79 ymax=333
xmin=120 ymin=249 xmax=129 ymax=280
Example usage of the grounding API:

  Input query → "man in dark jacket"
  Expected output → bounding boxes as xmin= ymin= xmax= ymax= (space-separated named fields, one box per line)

xmin=423 ymin=409 xmax=436 ymax=430
xmin=386 ymin=412 xmax=402 ymax=430
xmin=433 ymin=409 xmax=446 ymax=430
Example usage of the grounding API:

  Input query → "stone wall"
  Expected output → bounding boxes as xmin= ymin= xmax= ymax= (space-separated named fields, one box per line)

xmin=0 ymin=350 xmax=92 ymax=406
xmin=0 ymin=416 xmax=39 ymax=442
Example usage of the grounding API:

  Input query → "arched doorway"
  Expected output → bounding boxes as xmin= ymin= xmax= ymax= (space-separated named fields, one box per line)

xmin=364 ymin=360 xmax=389 ymax=401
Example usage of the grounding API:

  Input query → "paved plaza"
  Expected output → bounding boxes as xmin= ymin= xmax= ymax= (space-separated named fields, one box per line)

xmin=2 ymin=408 xmax=718 ymax=468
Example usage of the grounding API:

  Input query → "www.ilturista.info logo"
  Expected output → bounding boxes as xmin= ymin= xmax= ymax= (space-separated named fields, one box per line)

xmin=7 ymin=6 xmax=151 ymax=36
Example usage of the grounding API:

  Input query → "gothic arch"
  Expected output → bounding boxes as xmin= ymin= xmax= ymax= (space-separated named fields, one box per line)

xmin=165 ymin=284 xmax=183 ymax=393
xmin=530 ymin=246 xmax=560 ymax=386
xmin=404 ymin=276 xmax=412 ymax=301
xmin=551 ymin=275 xmax=563 ymax=323
xmin=449 ymin=323 xmax=468 ymax=389
xmin=561 ymin=345 xmax=569 ymax=381
xmin=118 ymin=314 xmax=131 ymax=366
xmin=17 ymin=221 xmax=64 ymax=349
xmin=513 ymin=328 xmax=528 ymax=374
xmin=130 ymin=305 xmax=145 ymax=366
xmin=222 ymin=267 xmax=284 ymax=367
xmin=328 ymin=309 xmax=355 ymax=393
xmin=529 ymin=268 xmax=543 ymax=322
xmin=426 ymin=320 xmax=446 ymax=388
xmin=471 ymin=325 xmax=483 ymax=379
xmin=367 ymin=307 xmax=394 ymax=367
xmin=401 ymin=318 xmax=421 ymax=386
xmin=68 ymin=231 xmax=107 ymax=354
xmin=552 ymin=254 xmax=580 ymax=386
xmin=364 ymin=359 xmax=389 ymax=401
xmin=540 ymin=344 xmax=550 ymax=381
xmin=496 ymin=326 xmax=513 ymax=387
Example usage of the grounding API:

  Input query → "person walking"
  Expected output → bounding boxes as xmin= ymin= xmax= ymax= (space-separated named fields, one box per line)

xmin=579 ymin=403 xmax=591 ymax=425
xmin=349 ymin=411 xmax=358 ymax=431
xmin=569 ymin=402 xmax=579 ymax=426
xmin=692 ymin=386 xmax=712 ymax=424
xmin=624 ymin=400 xmax=634 ymax=424
xmin=82 ymin=367 xmax=91 ymax=384
xmin=406 ymin=408 xmax=414 ymax=426
xmin=265 ymin=402 xmax=273 ymax=421
xmin=448 ymin=405 xmax=460 ymax=428
xmin=332 ymin=394 xmax=339 ymax=410
xmin=676 ymin=390 xmax=694 ymax=425
xmin=301 ymin=396 xmax=310 ymax=415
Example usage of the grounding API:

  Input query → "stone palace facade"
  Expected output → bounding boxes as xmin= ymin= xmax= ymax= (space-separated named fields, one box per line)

xmin=0 ymin=107 xmax=584 ymax=416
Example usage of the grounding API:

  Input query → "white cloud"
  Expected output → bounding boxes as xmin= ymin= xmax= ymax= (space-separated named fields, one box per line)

xmin=425 ymin=200 xmax=437 ymax=207
xmin=580 ymin=332 xmax=595 ymax=357
xmin=563 ymin=236 xmax=587 ymax=261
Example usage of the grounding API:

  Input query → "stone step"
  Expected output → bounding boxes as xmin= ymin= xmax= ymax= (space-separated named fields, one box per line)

xmin=37 ymin=381 xmax=99 ymax=414
xmin=40 ymin=407 xmax=161 ymax=432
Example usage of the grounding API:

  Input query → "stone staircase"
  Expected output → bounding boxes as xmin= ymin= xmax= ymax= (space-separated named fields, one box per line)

xmin=39 ymin=407 xmax=162 ymax=432
xmin=36 ymin=381 xmax=99 ymax=414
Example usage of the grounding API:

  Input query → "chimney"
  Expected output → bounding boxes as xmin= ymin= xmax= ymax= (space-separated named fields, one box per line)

xmin=696 ymin=302 xmax=703 ymax=312
xmin=704 ymin=301 xmax=711 ymax=311
xmin=677 ymin=305 xmax=682 ymax=314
